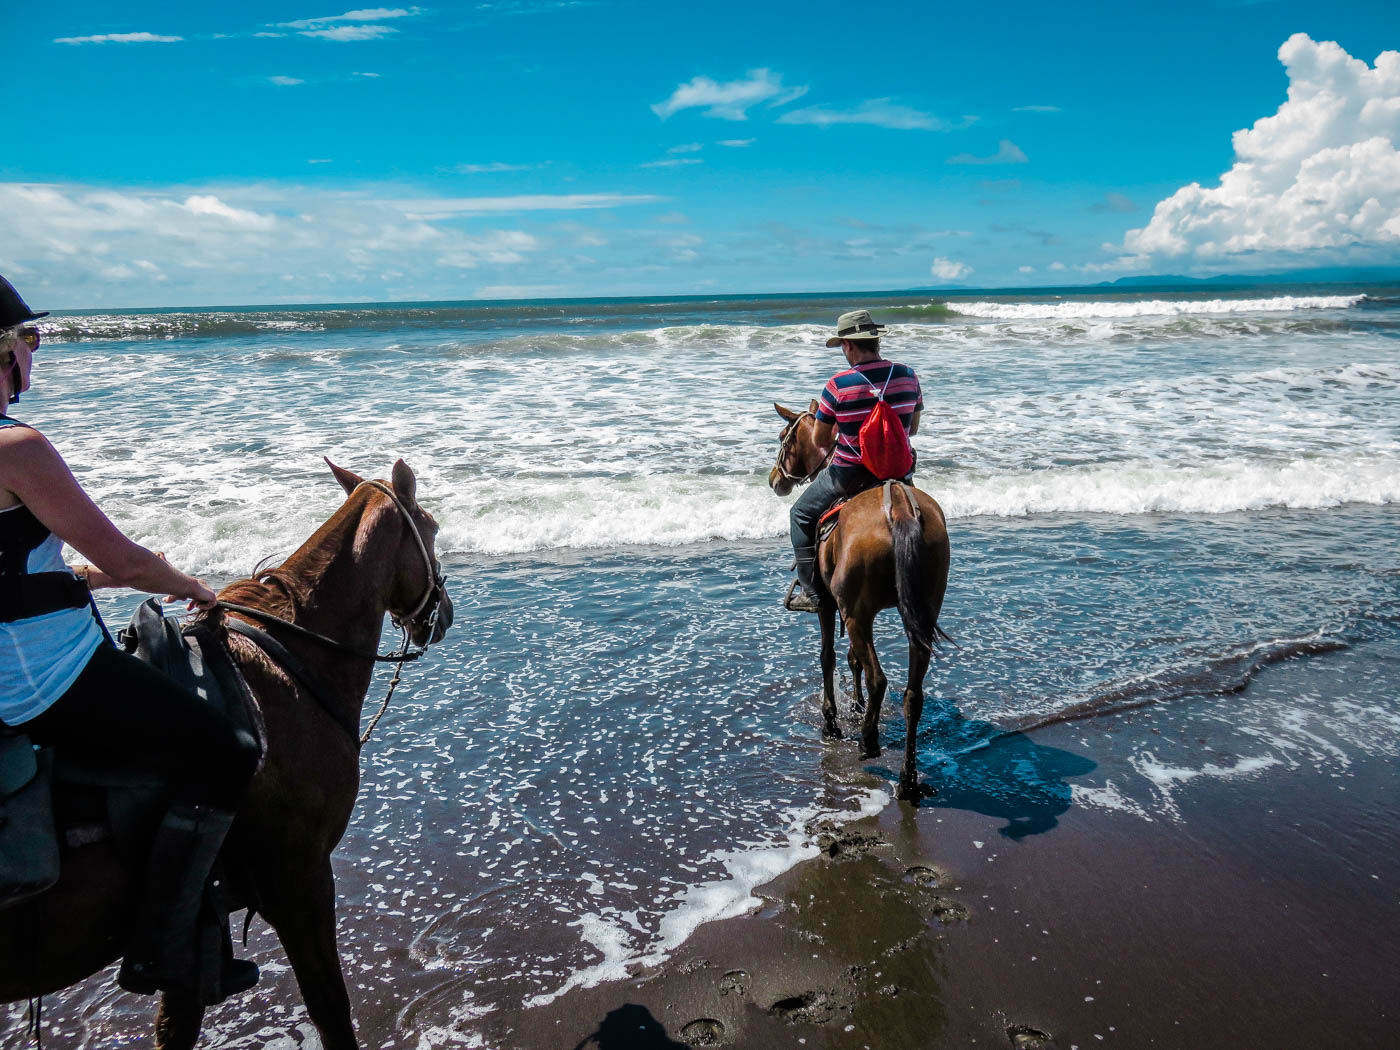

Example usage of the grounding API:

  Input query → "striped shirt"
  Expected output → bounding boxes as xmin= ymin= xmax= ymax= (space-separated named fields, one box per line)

xmin=815 ymin=359 xmax=923 ymax=468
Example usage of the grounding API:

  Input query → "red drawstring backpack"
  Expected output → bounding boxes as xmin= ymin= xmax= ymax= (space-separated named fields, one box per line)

xmin=856 ymin=367 xmax=914 ymax=480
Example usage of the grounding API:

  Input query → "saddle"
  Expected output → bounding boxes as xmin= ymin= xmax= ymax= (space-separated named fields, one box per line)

xmin=815 ymin=480 xmax=922 ymax=547
xmin=0 ymin=600 xmax=266 ymax=909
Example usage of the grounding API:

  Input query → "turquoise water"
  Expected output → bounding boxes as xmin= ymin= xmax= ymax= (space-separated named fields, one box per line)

xmin=6 ymin=284 xmax=1400 ymax=1047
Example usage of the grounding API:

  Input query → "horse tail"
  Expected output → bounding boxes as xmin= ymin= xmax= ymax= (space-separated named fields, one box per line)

xmin=890 ymin=484 xmax=952 ymax=652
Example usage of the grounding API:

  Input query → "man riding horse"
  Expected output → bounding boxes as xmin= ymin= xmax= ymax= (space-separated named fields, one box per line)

xmin=786 ymin=309 xmax=923 ymax=612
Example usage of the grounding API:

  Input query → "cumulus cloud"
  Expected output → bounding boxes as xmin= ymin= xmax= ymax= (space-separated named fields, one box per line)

xmin=1118 ymin=34 xmax=1400 ymax=267
xmin=931 ymin=257 xmax=971 ymax=280
xmin=776 ymin=99 xmax=969 ymax=131
xmin=54 ymin=31 xmax=182 ymax=44
xmin=948 ymin=139 xmax=1029 ymax=165
xmin=651 ymin=69 xmax=806 ymax=121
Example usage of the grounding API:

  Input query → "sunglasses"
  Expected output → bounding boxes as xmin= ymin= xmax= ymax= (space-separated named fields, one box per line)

xmin=18 ymin=327 xmax=39 ymax=352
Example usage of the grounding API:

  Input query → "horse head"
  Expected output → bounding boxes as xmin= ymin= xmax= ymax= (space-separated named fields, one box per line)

xmin=768 ymin=399 xmax=825 ymax=496
xmin=325 ymin=458 xmax=454 ymax=647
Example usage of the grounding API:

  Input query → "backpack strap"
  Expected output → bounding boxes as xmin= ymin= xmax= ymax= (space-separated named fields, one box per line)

xmin=849 ymin=363 xmax=895 ymax=401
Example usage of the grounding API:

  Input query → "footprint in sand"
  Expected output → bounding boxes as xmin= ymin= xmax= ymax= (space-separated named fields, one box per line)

xmin=904 ymin=864 xmax=948 ymax=888
xmin=1007 ymin=1024 xmax=1057 ymax=1048
xmin=680 ymin=1018 xmax=727 ymax=1046
xmin=718 ymin=969 xmax=750 ymax=998
xmin=768 ymin=991 xmax=840 ymax=1025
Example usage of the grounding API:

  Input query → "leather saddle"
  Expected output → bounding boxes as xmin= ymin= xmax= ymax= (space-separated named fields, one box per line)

xmin=0 ymin=600 xmax=266 ymax=909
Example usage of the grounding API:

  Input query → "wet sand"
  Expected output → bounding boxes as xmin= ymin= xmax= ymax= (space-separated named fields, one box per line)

xmin=473 ymin=650 xmax=1400 ymax=1050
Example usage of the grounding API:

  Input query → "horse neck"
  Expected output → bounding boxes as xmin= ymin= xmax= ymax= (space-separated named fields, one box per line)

xmin=269 ymin=490 xmax=403 ymax=686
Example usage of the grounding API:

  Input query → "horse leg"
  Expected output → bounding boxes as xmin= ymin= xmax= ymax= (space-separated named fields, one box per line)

xmin=850 ymin=617 xmax=887 ymax=760
xmin=819 ymin=602 xmax=841 ymax=739
xmin=896 ymin=640 xmax=933 ymax=802
xmin=847 ymin=646 xmax=865 ymax=714
xmin=261 ymin=863 xmax=357 ymax=1050
xmin=154 ymin=991 xmax=205 ymax=1050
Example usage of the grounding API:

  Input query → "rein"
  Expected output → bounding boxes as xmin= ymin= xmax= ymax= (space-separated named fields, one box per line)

xmin=773 ymin=412 xmax=834 ymax=486
xmin=218 ymin=479 xmax=446 ymax=749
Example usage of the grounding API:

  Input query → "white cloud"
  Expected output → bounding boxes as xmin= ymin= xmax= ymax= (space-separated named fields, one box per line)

xmin=453 ymin=161 xmax=539 ymax=173
xmin=1018 ymin=265 xmax=1034 ymax=273
xmin=641 ymin=158 xmax=703 ymax=168
xmin=718 ymin=139 xmax=754 ymax=147
xmin=651 ymin=69 xmax=806 ymax=121
xmin=298 ymin=24 xmax=397 ymax=40
xmin=54 ymin=32 xmax=182 ymax=44
xmin=277 ymin=7 xmax=420 ymax=28
xmin=1013 ymin=105 xmax=1060 ymax=113
xmin=948 ymin=139 xmax=1029 ymax=165
xmin=1120 ymin=34 xmax=1400 ymax=266
xmin=931 ymin=257 xmax=971 ymax=280
xmin=777 ymin=99 xmax=968 ymax=132
xmin=0 ymin=181 xmax=561 ymax=304
xmin=1049 ymin=261 xmax=1066 ymax=271
xmin=667 ymin=143 xmax=704 ymax=154
xmin=385 ymin=194 xmax=663 ymax=217
xmin=352 ymin=71 xmax=380 ymax=77
xmin=268 ymin=76 xmax=305 ymax=86
xmin=253 ymin=31 xmax=286 ymax=37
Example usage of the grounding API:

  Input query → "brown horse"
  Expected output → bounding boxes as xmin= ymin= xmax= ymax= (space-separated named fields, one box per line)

xmin=0 ymin=458 xmax=453 ymax=1049
xmin=770 ymin=401 xmax=951 ymax=800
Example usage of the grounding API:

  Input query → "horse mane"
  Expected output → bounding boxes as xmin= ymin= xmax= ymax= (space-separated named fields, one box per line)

xmin=210 ymin=489 xmax=375 ymax=620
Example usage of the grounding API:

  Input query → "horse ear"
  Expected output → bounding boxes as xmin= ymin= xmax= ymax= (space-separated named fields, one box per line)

xmin=775 ymin=402 xmax=799 ymax=422
xmin=325 ymin=457 xmax=364 ymax=496
xmin=391 ymin=459 xmax=418 ymax=509
xmin=808 ymin=398 xmax=819 ymax=415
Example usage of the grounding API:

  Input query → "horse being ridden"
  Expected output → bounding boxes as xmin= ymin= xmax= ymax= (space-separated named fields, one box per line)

xmin=770 ymin=402 xmax=952 ymax=801
xmin=0 ymin=458 xmax=454 ymax=1050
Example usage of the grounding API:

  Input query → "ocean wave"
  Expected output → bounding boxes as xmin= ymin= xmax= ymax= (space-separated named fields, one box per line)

xmin=75 ymin=454 xmax=1400 ymax=574
xmin=945 ymin=294 xmax=1366 ymax=320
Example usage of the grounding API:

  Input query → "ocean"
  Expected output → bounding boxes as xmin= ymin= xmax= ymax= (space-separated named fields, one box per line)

xmin=6 ymin=284 xmax=1400 ymax=1047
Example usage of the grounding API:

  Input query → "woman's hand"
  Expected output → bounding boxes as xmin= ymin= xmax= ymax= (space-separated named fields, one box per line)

xmin=165 ymin=577 xmax=218 ymax=613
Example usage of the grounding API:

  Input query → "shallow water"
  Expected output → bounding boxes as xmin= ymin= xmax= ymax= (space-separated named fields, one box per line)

xmin=5 ymin=286 xmax=1400 ymax=1046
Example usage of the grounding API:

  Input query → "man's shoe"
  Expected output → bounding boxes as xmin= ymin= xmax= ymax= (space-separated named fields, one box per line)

xmin=783 ymin=579 xmax=823 ymax=613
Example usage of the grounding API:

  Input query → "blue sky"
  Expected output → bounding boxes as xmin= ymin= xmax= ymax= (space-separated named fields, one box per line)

xmin=5 ymin=0 xmax=1400 ymax=306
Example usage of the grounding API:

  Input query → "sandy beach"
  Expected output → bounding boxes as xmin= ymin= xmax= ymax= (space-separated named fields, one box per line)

xmin=473 ymin=640 xmax=1400 ymax=1050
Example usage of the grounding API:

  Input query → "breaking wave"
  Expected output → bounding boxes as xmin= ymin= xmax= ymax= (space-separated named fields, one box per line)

xmin=945 ymin=294 xmax=1365 ymax=320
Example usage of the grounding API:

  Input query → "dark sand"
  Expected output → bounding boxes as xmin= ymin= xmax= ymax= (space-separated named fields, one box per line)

xmin=473 ymin=651 xmax=1400 ymax=1050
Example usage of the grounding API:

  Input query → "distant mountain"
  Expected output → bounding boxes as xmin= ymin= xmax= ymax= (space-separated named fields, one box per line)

xmin=1103 ymin=267 xmax=1400 ymax=288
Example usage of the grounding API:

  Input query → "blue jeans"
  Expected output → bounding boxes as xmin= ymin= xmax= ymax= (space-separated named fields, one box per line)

xmin=789 ymin=463 xmax=879 ymax=551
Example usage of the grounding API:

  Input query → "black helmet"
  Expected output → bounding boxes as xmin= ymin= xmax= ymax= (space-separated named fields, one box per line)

xmin=0 ymin=274 xmax=48 ymax=329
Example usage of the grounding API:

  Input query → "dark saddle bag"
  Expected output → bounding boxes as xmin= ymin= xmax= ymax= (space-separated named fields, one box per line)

xmin=0 ymin=732 xmax=60 ymax=908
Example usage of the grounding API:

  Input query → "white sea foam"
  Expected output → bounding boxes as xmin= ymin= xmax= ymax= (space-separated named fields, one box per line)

xmin=522 ymin=787 xmax=888 ymax=1009
xmin=946 ymin=294 xmax=1365 ymax=320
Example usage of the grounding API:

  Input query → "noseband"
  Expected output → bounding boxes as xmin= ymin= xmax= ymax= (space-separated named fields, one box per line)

xmin=773 ymin=412 xmax=834 ymax=486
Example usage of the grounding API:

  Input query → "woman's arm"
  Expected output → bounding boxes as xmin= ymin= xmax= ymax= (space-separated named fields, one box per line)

xmin=0 ymin=427 xmax=215 ymax=608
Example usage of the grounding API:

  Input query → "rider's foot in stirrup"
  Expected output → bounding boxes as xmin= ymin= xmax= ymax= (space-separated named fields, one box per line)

xmin=783 ymin=579 xmax=823 ymax=613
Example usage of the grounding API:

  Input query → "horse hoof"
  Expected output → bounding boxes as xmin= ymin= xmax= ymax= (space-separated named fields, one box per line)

xmin=860 ymin=744 xmax=880 ymax=761
xmin=822 ymin=724 xmax=843 ymax=740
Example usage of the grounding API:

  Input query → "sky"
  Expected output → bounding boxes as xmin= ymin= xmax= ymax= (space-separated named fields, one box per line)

xmin=4 ymin=0 xmax=1400 ymax=307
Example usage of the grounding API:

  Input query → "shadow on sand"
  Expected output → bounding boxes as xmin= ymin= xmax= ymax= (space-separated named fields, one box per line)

xmin=888 ymin=700 xmax=1097 ymax=838
xmin=569 ymin=1003 xmax=691 ymax=1050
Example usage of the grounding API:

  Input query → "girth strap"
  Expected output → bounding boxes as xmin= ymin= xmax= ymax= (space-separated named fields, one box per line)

xmin=223 ymin=618 xmax=361 ymax=745
xmin=0 ymin=572 xmax=89 ymax=623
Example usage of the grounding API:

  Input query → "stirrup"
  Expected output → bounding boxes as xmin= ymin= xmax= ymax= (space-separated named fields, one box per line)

xmin=783 ymin=579 xmax=822 ymax=613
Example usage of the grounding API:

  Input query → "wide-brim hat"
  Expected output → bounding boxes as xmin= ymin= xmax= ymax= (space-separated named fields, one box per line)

xmin=825 ymin=308 xmax=886 ymax=347
xmin=0 ymin=274 xmax=48 ymax=329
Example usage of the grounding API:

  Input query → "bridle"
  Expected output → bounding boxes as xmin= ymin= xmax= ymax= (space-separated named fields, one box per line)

xmin=772 ymin=412 xmax=834 ymax=486
xmin=217 ymin=479 xmax=450 ymax=747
